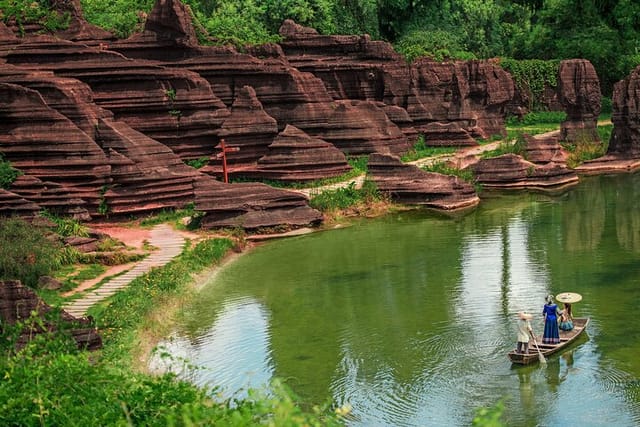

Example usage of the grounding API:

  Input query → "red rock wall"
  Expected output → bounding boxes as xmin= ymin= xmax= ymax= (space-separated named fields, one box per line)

xmin=609 ymin=65 xmax=640 ymax=157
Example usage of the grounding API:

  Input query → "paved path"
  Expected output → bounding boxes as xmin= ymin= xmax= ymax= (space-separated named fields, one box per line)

xmin=293 ymin=140 xmax=509 ymax=197
xmin=63 ymin=224 xmax=186 ymax=317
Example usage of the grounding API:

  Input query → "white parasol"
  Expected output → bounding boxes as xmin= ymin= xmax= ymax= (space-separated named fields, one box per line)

xmin=555 ymin=292 xmax=582 ymax=304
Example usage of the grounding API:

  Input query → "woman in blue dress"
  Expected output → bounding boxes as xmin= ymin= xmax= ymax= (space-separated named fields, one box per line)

xmin=542 ymin=294 xmax=561 ymax=344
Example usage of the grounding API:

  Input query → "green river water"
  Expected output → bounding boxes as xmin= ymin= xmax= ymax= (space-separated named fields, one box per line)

xmin=153 ymin=173 xmax=640 ymax=426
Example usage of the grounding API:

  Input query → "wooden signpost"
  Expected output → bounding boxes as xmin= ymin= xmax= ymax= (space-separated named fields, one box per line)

xmin=215 ymin=139 xmax=239 ymax=183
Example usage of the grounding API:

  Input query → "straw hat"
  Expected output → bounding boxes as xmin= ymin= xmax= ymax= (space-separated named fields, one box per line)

xmin=518 ymin=311 xmax=533 ymax=320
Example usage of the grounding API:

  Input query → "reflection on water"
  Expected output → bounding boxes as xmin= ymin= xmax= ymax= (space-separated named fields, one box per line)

xmin=152 ymin=174 xmax=640 ymax=426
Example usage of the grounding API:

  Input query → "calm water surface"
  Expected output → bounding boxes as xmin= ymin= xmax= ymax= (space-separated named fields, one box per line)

xmin=154 ymin=174 xmax=640 ymax=426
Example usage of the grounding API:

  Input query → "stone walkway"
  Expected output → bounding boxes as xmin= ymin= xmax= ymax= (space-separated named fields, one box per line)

xmin=63 ymin=224 xmax=186 ymax=317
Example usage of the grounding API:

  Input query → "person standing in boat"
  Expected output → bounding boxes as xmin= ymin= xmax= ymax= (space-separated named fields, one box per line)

xmin=542 ymin=294 xmax=561 ymax=344
xmin=516 ymin=311 xmax=535 ymax=354
xmin=559 ymin=302 xmax=574 ymax=331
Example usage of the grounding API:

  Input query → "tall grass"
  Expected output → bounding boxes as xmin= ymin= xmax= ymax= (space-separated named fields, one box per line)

xmin=309 ymin=180 xmax=382 ymax=212
xmin=562 ymin=125 xmax=611 ymax=168
xmin=481 ymin=133 xmax=527 ymax=159
xmin=421 ymin=161 xmax=475 ymax=182
xmin=40 ymin=212 xmax=89 ymax=237
xmin=401 ymin=136 xmax=456 ymax=162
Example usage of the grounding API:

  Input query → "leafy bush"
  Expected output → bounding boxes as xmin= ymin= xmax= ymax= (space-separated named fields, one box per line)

xmin=185 ymin=157 xmax=209 ymax=169
xmin=0 ymin=218 xmax=62 ymax=287
xmin=139 ymin=205 xmax=200 ymax=229
xmin=80 ymin=0 xmax=152 ymax=38
xmin=562 ymin=125 xmax=610 ymax=168
xmin=0 ymin=324 xmax=343 ymax=427
xmin=0 ymin=154 xmax=21 ymax=189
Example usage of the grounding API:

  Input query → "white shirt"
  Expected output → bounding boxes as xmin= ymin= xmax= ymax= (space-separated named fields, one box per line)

xmin=517 ymin=318 xmax=532 ymax=342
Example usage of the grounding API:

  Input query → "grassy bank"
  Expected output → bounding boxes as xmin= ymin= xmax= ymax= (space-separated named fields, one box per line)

xmin=0 ymin=234 xmax=345 ymax=426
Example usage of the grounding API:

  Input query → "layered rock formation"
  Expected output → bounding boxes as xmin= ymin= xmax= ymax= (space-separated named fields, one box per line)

xmin=0 ymin=59 xmax=320 ymax=230
xmin=0 ymin=81 xmax=110 ymax=217
xmin=279 ymin=20 xmax=514 ymax=145
xmin=0 ymin=8 xmax=325 ymax=229
xmin=367 ymin=153 xmax=480 ymax=210
xmin=2 ymin=37 xmax=230 ymax=162
xmin=523 ymin=134 xmax=569 ymax=164
xmin=472 ymin=153 xmax=579 ymax=191
xmin=409 ymin=59 xmax=514 ymax=142
xmin=576 ymin=64 xmax=640 ymax=174
xmin=558 ymin=59 xmax=601 ymax=143
xmin=253 ymin=125 xmax=351 ymax=182
xmin=211 ymin=85 xmax=279 ymax=172
xmin=0 ymin=0 xmax=538 ymax=229
xmin=607 ymin=65 xmax=640 ymax=157
xmin=194 ymin=177 xmax=323 ymax=229
xmin=0 ymin=280 xmax=102 ymax=350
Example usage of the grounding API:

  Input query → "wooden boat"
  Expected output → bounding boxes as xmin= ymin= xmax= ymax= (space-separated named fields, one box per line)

xmin=508 ymin=317 xmax=590 ymax=365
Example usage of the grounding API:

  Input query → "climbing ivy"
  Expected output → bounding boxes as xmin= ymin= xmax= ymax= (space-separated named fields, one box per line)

xmin=499 ymin=58 xmax=560 ymax=111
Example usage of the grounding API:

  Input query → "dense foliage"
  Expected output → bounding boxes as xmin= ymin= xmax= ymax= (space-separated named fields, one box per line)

xmin=0 ymin=218 xmax=62 ymax=287
xmin=75 ymin=0 xmax=640 ymax=96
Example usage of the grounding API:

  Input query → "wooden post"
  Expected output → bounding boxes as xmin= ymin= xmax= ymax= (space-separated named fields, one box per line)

xmin=215 ymin=139 xmax=239 ymax=183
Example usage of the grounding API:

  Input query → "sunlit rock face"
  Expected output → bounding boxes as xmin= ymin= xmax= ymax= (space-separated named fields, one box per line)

xmin=558 ymin=59 xmax=601 ymax=143
xmin=367 ymin=153 xmax=480 ymax=211
xmin=193 ymin=177 xmax=323 ymax=230
xmin=211 ymin=85 xmax=280 ymax=173
xmin=278 ymin=19 xmax=411 ymax=106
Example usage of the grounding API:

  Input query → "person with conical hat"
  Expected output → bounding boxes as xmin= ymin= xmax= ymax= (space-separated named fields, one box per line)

xmin=516 ymin=311 xmax=534 ymax=354
xmin=542 ymin=294 xmax=561 ymax=344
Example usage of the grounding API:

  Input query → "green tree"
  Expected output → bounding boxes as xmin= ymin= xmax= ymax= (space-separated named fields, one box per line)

xmin=331 ymin=0 xmax=379 ymax=37
xmin=81 ymin=0 xmax=154 ymax=38
xmin=263 ymin=0 xmax=336 ymax=34
xmin=520 ymin=0 xmax=624 ymax=93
